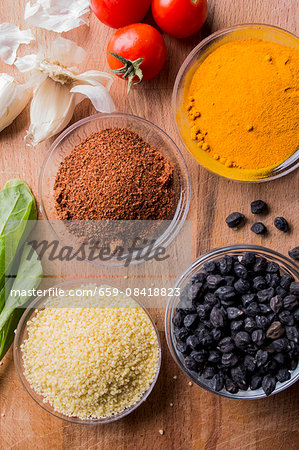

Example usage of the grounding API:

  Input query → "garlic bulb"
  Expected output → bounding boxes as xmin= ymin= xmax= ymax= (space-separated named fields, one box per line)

xmin=15 ymin=37 xmax=116 ymax=146
xmin=0 ymin=74 xmax=30 ymax=133
xmin=27 ymin=77 xmax=75 ymax=146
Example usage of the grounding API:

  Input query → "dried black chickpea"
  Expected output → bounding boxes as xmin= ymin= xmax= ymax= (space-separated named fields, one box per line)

xmin=274 ymin=217 xmax=289 ymax=232
xmin=251 ymin=200 xmax=267 ymax=214
xmin=289 ymin=247 xmax=299 ymax=261
xmin=251 ymin=222 xmax=267 ymax=235
xmin=173 ymin=252 xmax=299 ymax=396
xmin=225 ymin=212 xmax=245 ymax=229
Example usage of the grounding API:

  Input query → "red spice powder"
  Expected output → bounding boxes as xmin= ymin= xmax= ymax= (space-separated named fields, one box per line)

xmin=54 ymin=128 xmax=176 ymax=221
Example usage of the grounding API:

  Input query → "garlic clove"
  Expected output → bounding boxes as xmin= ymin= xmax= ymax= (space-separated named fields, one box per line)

xmin=75 ymin=71 xmax=115 ymax=90
xmin=70 ymin=84 xmax=116 ymax=113
xmin=25 ymin=77 xmax=75 ymax=146
xmin=0 ymin=73 xmax=30 ymax=133
xmin=71 ymin=71 xmax=116 ymax=113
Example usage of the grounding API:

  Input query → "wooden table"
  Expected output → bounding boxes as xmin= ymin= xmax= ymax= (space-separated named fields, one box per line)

xmin=0 ymin=1 xmax=298 ymax=448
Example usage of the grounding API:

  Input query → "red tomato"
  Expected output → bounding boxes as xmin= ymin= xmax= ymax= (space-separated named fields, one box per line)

xmin=107 ymin=24 xmax=167 ymax=91
xmin=91 ymin=0 xmax=151 ymax=29
xmin=152 ymin=0 xmax=208 ymax=38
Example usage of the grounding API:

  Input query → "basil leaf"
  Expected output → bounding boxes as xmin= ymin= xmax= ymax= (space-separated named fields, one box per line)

xmin=0 ymin=243 xmax=43 ymax=360
xmin=0 ymin=308 xmax=23 ymax=361
xmin=0 ymin=179 xmax=37 ymax=290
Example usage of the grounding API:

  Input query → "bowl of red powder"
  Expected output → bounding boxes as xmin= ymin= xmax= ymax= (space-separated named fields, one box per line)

xmin=39 ymin=113 xmax=190 ymax=266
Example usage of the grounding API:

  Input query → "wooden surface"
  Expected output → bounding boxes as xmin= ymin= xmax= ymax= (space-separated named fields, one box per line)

xmin=0 ymin=1 xmax=298 ymax=449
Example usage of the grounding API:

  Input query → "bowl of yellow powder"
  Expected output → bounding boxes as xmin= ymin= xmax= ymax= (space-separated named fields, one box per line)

xmin=173 ymin=24 xmax=299 ymax=182
xmin=14 ymin=281 xmax=161 ymax=424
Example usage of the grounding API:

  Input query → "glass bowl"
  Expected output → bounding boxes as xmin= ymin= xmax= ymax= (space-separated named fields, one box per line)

xmin=166 ymin=245 xmax=299 ymax=399
xmin=14 ymin=279 xmax=162 ymax=424
xmin=39 ymin=113 xmax=190 ymax=266
xmin=172 ymin=24 xmax=299 ymax=182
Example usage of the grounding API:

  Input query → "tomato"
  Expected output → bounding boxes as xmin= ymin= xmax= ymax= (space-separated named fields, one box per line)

xmin=107 ymin=24 xmax=167 ymax=91
xmin=91 ymin=0 xmax=151 ymax=29
xmin=152 ymin=0 xmax=208 ymax=38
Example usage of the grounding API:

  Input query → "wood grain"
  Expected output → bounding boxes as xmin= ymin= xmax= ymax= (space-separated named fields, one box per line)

xmin=0 ymin=1 xmax=298 ymax=449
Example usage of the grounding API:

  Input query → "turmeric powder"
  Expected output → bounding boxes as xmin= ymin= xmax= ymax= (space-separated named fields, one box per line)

xmin=187 ymin=38 xmax=299 ymax=179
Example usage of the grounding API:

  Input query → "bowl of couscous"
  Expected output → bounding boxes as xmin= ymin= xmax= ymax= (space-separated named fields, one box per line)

xmin=14 ymin=280 xmax=161 ymax=424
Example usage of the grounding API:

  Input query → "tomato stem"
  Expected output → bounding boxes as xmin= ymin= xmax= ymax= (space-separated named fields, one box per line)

xmin=109 ymin=52 xmax=144 ymax=93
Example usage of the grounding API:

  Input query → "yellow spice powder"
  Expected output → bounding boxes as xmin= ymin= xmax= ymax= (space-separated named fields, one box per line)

xmin=187 ymin=38 xmax=299 ymax=174
xmin=21 ymin=288 xmax=159 ymax=420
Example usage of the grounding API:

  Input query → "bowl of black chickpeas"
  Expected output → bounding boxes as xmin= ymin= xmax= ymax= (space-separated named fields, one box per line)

xmin=166 ymin=245 xmax=299 ymax=399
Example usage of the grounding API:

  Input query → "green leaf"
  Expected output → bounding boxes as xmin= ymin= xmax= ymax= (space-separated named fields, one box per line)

xmin=0 ymin=308 xmax=23 ymax=361
xmin=0 ymin=243 xmax=43 ymax=360
xmin=4 ymin=179 xmax=37 ymax=221
xmin=0 ymin=179 xmax=37 ymax=290
xmin=0 ymin=276 xmax=14 ymax=314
